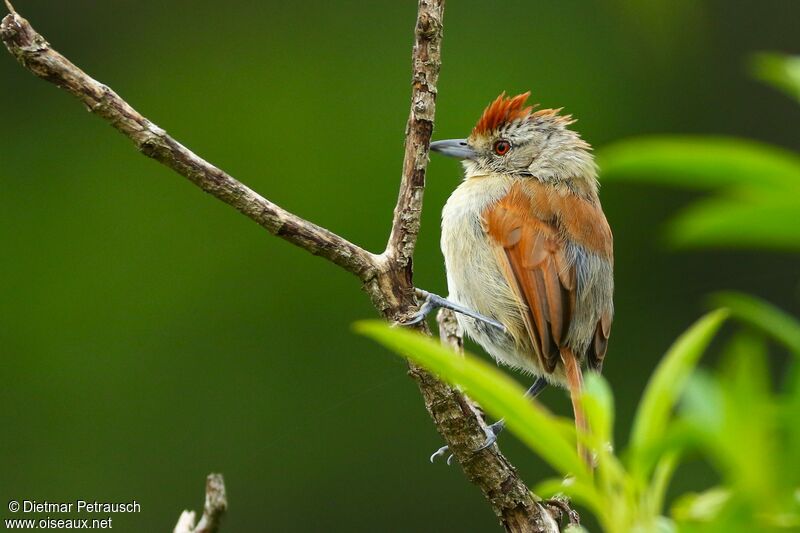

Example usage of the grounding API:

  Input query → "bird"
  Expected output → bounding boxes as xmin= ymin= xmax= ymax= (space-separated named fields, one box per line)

xmin=411 ymin=91 xmax=613 ymax=465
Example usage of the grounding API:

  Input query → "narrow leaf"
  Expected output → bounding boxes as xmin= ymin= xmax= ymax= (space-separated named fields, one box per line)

xmin=750 ymin=52 xmax=800 ymax=103
xmin=671 ymin=487 xmax=732 ymax=523
xmin=597 ymin=136 xmax=800 ymax=190
xmin=583 ymin=372 xmax=614 ymax=446
xmin=716 ymin=331 xmax=776 ymax=499
xmin=354 ymin=321 xmax=590 ymax=479
xmin=628 ymin=310 xmax=728 ymax=473
xmin=709 ymin=292 xmax=800 ymax=357
xmin=667 ymin=198 xmax=800 ymax=250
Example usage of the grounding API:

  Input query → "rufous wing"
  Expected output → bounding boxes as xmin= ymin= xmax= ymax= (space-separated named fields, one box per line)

xmin=483 ymin=182 xmax=612 ymax=374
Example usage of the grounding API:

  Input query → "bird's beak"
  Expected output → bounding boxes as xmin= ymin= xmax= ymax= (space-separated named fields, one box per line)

xmin=430 ymin=139 xmax=476 ymax=160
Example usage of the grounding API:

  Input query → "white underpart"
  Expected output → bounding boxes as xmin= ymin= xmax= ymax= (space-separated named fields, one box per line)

xmin=440 ymin=174 xmax=548 ymax=376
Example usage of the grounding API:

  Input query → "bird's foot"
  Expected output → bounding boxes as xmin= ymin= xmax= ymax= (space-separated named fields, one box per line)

xmin=429 ymin=419 xmax=505 ymax=465
xmin=476 ymin=419 xmax=506 ymax=451
xmin=402 ymin=289 xmax=506 ymax=333
xmin=542 ymin=496 xmax=580 ymax=527
xmin=402 ymin=290 xmax=438 ymax=327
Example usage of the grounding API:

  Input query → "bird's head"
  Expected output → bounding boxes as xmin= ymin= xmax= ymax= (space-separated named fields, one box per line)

xmin=431 ymin=92 xmax=597 ymax=186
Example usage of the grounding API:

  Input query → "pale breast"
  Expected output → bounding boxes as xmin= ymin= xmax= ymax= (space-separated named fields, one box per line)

xmin=440 ymin=175 xmax=542 ymax=374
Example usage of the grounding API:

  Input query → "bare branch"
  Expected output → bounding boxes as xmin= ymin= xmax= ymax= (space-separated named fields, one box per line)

xmin=0 ymin=9 xmax=377 ymax=280
xmin=385 ymin=0 xmax=442 ymax=266
xmin=1 ymin=3 xmax=563 ymax=531
xmin=174 ymin=473 xmax=227 ymax=533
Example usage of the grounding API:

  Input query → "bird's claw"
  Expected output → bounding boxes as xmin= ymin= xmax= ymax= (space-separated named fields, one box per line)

xmin=430 ymin=419 xmax=504 ymax=465
xmin=429 ymin=445 xmax=454 ymax=465
xmin=401 ymin=296 xmax=436 ymax=327
xmin=476 ymin=420 xmax=505 ymax=451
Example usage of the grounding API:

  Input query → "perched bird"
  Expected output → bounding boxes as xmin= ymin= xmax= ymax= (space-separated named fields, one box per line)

xmin=413 ymin=92 xmax=613 ymax=463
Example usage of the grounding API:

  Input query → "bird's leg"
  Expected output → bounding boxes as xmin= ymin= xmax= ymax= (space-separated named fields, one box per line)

xmin=430 ymin=377 xmax=548 ymax=464
xmin=476 ymin=377 xmax=548 ymax=450
xmin=403 ymin=288 xmax=506 ymax=333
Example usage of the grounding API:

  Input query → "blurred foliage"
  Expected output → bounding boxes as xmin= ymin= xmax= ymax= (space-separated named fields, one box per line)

xmin=597 ymin=137 xmax=800 ymax=250
xmin=710 ymin=292 xmax=800 ymax=355
xmin=751 ymin=53 xmax=800 ymax=103
xmin=359 ymin=300 xmax=800 ymax=531
xmin=597 ymin=56 xmax=800 ymax=252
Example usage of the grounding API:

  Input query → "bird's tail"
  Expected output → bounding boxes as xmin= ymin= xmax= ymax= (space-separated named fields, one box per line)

xmin=561 ymin=347 xmax=591 ymax=468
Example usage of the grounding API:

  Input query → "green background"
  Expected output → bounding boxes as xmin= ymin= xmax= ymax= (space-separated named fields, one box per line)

xmin=1 ymin=0 xmax=798 ymax=530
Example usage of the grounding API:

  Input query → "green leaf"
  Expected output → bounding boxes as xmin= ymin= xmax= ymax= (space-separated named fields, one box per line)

xmin=534 ymin=477 xmax=606 ymax=520
xmin=667 ymin=197 xmax=800 ymax=250
xmin=671 ymin=487 xmax=732 ymax=523
xmin=682 ymin=333 xmax=780 ymax=504
xmin=709 ymin=292 xmax=800 ymax=357
xmin=750 ymin=53 xmax=800 ymax=103
xmin=647 ymin=452 xmax=679 ymax=517
xmin=354 ymin=321 xmax=590 ymax=479
xmin=582 ymin=372 xmax=614 ymax=447
xmin=597 ymin=136 xmax=800 ymax=190
xmin=680 ymin=371 xmax=724 ymax=434
xmin=628 ymin=310 xmax=728 ymax=476
xmin=720 ymin=330 xmax=771 ymax=401
xmin=716 ymin=332 xmax=777 ymax=500
xmin=785 ymin=364 xmax=800 ymax=484
xmin=631 ymin=420 xmax=706 ymax=482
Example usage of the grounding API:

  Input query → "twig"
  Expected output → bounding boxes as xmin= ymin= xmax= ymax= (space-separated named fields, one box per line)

xmin=384 ymin=1 xmax=440 ymax=267
xmin=174 ymin=473 xmax=227 ymax=533
xmin=0 ymin=6 xmax=375 ymax=279
xmin=1 ymin=3 xmax=560 ymax=531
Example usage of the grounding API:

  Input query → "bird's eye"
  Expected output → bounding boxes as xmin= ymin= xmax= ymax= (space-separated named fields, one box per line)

xmin=493 ymin=140 xmax=511 ymax=155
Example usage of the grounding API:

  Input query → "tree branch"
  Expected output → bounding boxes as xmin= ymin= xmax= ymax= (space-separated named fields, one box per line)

xmin=1 ymin=2 xmax=561 ymax=531
xmin=174 ymin=473 xmax=227 ymax=533
xmin=384 ymin=0 xmax=440 ymax=267
xmin=434 ymin=311 xmax=561 ymax=532
xmin=0 ymin=3 xmax=376 ymax=280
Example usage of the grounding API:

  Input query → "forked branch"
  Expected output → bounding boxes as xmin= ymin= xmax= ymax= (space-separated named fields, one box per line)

xmin=1 ymin=1 xmax=561 ymax=531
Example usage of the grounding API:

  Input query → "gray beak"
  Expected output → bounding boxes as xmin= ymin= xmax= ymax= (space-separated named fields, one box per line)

xmin=430 ymin=139 xmax=476 ymax=160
